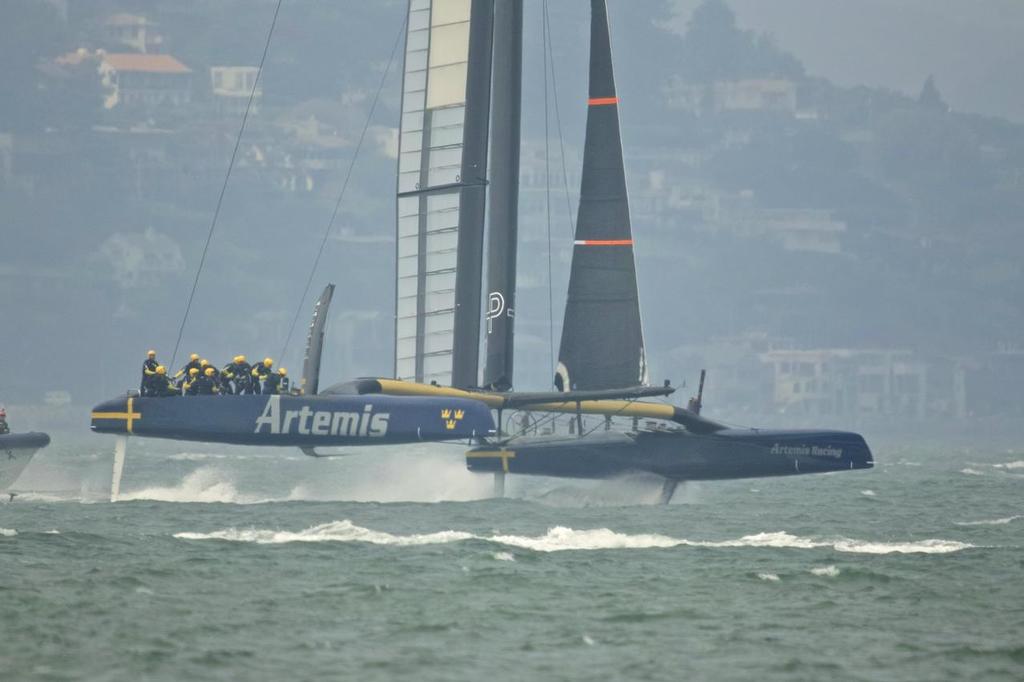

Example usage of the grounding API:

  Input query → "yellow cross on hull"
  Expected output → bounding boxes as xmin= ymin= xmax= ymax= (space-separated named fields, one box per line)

xmin=466 ymin=449 xmax=515 ymax=473
xmin=90 ymin=397 xmax=142 ymax=434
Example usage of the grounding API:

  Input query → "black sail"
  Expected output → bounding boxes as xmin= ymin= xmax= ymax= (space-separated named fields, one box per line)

xmin=482 ymin=0 xmax=523 ymax=392
xmin=554 ymin=0 xmax=647 ymax=392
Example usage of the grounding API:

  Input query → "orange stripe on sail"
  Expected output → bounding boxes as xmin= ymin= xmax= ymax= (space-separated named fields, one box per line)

xmin=574 ymin=239 xmax=634 ymax=246
xmin=588 ymin=96 xmax=619 ymax=106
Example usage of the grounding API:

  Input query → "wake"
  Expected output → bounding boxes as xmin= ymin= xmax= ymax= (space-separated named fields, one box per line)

xmin=174 ymin=520 xmax=974 ymax=555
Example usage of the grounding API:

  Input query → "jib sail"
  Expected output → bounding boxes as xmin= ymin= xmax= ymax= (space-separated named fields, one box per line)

xmin=554 ymin=0 xmax=647 ymax=392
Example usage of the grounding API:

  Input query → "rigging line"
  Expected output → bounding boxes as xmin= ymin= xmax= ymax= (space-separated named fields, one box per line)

xmin=277 ymin=13 xmax=407 ymax=366
xmin=170 ymin=0 xmax=283 ymax=370
xmin=543 ymin=0 xmax=555 ymax=384
xmin=542 ymin=1 xmax=576 ymax=239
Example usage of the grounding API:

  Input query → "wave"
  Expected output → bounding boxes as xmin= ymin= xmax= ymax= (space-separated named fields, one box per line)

xmin=811 ymin=565 xmax=840 ymax=577
xmin=860 ymin=489 xmax=876 ymax=496
xmin=0 ymin=528 xmax=16 ymax=537
xmin=955 ymin=515 xmax=1023 ymax=526
xmin=175 ymin=520 xmax=473 ymax=545
xmin=757 ymin=573 xmax=780 ymax=582
xmin=993 ymin=460 xmax=1024 ymax=470
xmin=174 ymin=521 xmax=973 ymax=555
xmin=960 ymin=468 xmax=985 ymax=476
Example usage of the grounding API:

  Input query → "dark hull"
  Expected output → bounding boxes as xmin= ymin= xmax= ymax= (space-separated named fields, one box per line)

xmin=91 ymin=394 xmax=494 ymax=447
xmin=0 ymin=432 xmax=50 ymax=491
xmin=467 ymin=428 xmax=872 ymax=481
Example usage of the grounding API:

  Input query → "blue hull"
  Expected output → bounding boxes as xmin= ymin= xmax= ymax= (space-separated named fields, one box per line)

xmin=91 ymin=394 xmax=494 ymax=446
xmin=467 ymin=428 xmax=872 ymax=481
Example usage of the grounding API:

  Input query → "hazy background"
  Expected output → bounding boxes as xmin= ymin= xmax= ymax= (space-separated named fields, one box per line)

xmin=1 ymin=0 xmax=1021 ymax=434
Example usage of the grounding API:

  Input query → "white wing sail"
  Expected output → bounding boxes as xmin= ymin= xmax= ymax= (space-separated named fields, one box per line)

xmin=395 ymin=0 xmax=492 ymax=388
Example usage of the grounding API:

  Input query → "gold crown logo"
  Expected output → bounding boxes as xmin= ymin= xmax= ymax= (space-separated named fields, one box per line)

xmin=441 ymin=409 xmax=451 ymax=419
xmin=445 ymin=419 xmax=457 ymax=430
xmin=454 ymin=409 xmax=464 ymax=420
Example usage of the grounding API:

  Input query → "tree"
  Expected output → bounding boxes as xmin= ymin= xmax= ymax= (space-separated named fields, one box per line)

xmin=676 ymin=0 xmax=804 ymax=83
xmin=918 ymin=75 xmax=949 ymax=113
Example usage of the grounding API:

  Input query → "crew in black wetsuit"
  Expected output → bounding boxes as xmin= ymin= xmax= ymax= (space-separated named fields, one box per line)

xmin=231 ymin=355 xmax=254 ymax=394
xmin=198 ymin=359 xmax=220 ymax=393
xmin=175 ymin=354 xmax=202 ymax=385
xmin=251 ymin=358 xmax=273 ymax=394
xmin=182 ymin=368 xmax=200 ymax=395
xmin=196 ymin=367 xmax=220 ymax=395
xmin=262 ymin=367 xmax=288 ymax=395
xmin=151 ymin=366 xmax=179 ymax=397
xmin=0 ymin=406 xmax=9 ymax=435
xmin=141 ymin=350 xmax=159 ymax=395
xmin=219 ymin=364 xmax=235 ymax=395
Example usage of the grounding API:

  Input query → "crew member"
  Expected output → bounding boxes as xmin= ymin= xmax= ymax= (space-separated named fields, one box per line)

xmin=141 ymin=350 xmax=159 ymax=395
xmin=0 ymin=406 xmax=9 ymax=435
xmin=263 ymin=367 xmax=289 ymax=395
xmin=219 ymin=363 xmax=235 ymax=395
xmin=229 ymin=355 xmax=253 ymax=394
xmin=194 ymin=367 xmax=220 ymax=395
xmin=198 ymin=359 xmax=221 ymax=393
xmin=175 ymin=354 xmax=202 ymax=384
xmin=251 ymin=357 xmax=273 ymax=394
xmin=182 ymin=367 xmax=201 ymax=395
xmin=151 ymin=366 xmax=178 ymax=397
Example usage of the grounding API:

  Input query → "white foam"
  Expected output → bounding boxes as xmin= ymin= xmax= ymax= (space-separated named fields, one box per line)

xmin=993 ymin=460 xmax=1024 ymax=470
xmin=811 ymin=565 xmax=840 ymax=577
xmin=861 ymin=489 xmax=876 ymax=496
xmin=490 ymin=526 xmax=683 ymax=551
xmin=493 ymin=551 xmax=515 ymax=562
xmin=757 ymin=572 xmax=780 ymax=582
xmin=830 ymin=538 xmax=971 ymax=554
xmin=44 ymin=529 xmax=60 ymax=535
xmin=582 ymin=635 xmax=596 ymax=646
xmin=0 ymin=528 xmax=16 ymax=537
xmin=955 ymin=515 xmax=1023 ymax=526
xmin=175 ymin=519 xmax=473 ymax=546
xmin=173 ymin=522 xmax=974 ymax=555
xmin=120 ymin=468 xmax=269 ymax=505
xmin=960 ymin=468 xmax=985 ymax=476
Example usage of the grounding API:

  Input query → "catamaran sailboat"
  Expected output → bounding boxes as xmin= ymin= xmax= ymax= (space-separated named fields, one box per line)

xmin=91 ymin=0 xmax=871 ymax=503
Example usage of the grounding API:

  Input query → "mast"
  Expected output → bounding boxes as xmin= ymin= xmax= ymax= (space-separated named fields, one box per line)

xmin=482 ymin=0 xmax=523 ymax=392
xmin=394 ymin=0 xmax=494 ymax=389
xmin=554 ymin=0 xmax=648 ymax=392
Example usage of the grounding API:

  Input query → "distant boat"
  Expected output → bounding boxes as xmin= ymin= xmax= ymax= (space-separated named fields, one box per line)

xmin=91 ymin=0 xmax=872 ymax=503
xmin=0 ymin=430 xmax=50 ymax=494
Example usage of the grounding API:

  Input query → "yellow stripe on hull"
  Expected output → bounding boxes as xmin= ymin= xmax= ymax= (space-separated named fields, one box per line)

xmin=375 ymin=379 xmax=675 ymax=421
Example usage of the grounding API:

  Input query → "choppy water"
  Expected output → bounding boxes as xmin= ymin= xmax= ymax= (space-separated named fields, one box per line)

xmin=2 ymin=435 xmax=1023 ymax=681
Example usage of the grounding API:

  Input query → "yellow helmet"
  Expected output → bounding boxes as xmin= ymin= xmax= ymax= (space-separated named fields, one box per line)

xmin=204 ymin=367 xmax=215 ymax=376
xmin=263 ymin=358 xmax=273 ymax=368
xmin=156 ymin=365 xmax=166 ymax=375
xmin=278 ymin=368 xmax=287 ymax=376
xmin=147 ymin=350 xmax=157 ymax=357
xmin=190 ymin=353 xmax=199 ymax=361
xmin=200 ymin=359 xmax=210 ymax=367
xmin=234 ymin=355 xmax=245 ymax=364
xmin=189 ymin=368 xmax=199 ymax=376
